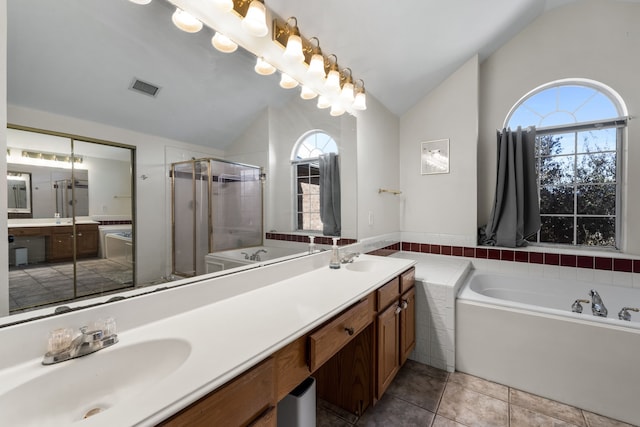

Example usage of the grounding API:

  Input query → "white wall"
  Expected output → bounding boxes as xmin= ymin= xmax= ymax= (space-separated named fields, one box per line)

xmin=479 ymin=0 xmax=640 ymax=254
xmin=0 ymin=0 xmax=8 ymax=316
xmin=86 ymin=157 xmax=131 ymax=216
xmin=7 ymin=105 xmax=224 ymax=285
xmin=356 ymin=95 xmax=401 ymax=239
xmin=399 ymin=56 xmax=479 ymax=246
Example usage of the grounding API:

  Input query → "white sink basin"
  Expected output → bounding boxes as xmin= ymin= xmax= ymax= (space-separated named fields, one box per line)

xmin=345 ymin=260 xmax=379 ymax=272
xmin=0 ymin=338 xmax=191 ymax=426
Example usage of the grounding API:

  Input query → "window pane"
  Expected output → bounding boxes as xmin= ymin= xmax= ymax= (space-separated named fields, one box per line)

xmin=577 ymin=128 xmax=616 ymax=153
xmin=576 ymin=153 xmax=616 ymax=183
xmin=539 ymin=155 xmax=574 ymax=185
xmin=540 ymin=186 xmax=573 ymax=214
xmin=537 ymin=133 xmax=575 ymax=157
xmin=577 ymin=217 xmax=616 ymax=247
xmin=540 ymin=216 xmax=574 ymax=244
xmin=297 ymin=164 xmax=309 ymax=177
xmin=577 ymin=184 xmax=616 ymax=215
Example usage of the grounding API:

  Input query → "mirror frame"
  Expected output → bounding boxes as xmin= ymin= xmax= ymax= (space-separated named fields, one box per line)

xmin=7 ymin=171 xmax=32 ymax=215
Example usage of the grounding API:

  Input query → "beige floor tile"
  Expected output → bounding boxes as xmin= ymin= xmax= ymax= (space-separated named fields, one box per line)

xmin=510 ymin=389 xmax=586 ymax=427
xmin=386 ymin=363 xmax=447 ymax=412
xmin=404 ymin=359 xmax=449 ymax=381
xmin=438 ymin=381 xmax=508 ymax=427
xmin=448 ymin=371 xmax=509 ymax=402
xmin=432 ymin=415 xmax=468 ymax=427
xmin=356 ymin=394 xmax=435 ymax=426
xmin=511 ymin=405 xmax=581 ymax=427
xmin=583 ymin=411 xmax=636 ymax=427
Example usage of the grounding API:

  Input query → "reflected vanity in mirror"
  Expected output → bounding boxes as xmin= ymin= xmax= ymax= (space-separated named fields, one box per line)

xmin=7 ymin=172 xmax=31 ymax=215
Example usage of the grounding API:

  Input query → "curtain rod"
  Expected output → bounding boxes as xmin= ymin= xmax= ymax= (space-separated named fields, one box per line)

xmin=497 ymin=116 xmax=629 ymax=135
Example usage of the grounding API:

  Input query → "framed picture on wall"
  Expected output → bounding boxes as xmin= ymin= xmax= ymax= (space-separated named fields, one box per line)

xmin=420 ymin=139 xmax=450 ymax=175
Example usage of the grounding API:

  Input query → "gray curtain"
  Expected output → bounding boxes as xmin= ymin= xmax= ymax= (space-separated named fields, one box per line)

xmin=479 ymin=126 xmax=540 ymax=247
xmin=319 ymin=153 xmax=341 ymax=236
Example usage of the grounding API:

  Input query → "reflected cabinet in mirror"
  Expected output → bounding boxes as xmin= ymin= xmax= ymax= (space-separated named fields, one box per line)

xmin=6 ymin=128 xmax=136 ymax=314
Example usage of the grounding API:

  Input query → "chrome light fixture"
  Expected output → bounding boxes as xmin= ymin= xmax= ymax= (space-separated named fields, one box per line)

xmin=171 ymin=8 xmax=203 ymax=33
xmin=254 ymin=56 xmax=276 ymax=75
xmin=211 ymin=32 xmax=238 ymax=53
xmin=241 ymin=0 xmax=269 ymax=37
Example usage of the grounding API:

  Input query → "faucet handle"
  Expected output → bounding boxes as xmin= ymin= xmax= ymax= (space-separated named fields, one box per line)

xmin=618 ymin=307 xmax=640 ymax=321
xmin=571 ymin=299 xmax=590 ymax=314
xmin=47 ymin=328 xmax=73 ymax=354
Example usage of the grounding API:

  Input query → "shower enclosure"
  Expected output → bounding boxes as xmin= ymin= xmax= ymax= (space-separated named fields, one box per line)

xmin=171 ymin=158 xmax=263 ymax=277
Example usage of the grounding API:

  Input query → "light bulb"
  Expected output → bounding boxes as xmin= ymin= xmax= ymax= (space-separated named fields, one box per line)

xmin=211 ymin=0 xmax=233 ymax=12
xmin=340 ymin=81 xmax=355 ymax=104
xmin=172 ymin=8 xmax=203 ymax=33
xmin=325 ymin=70 xmax=341 ymax=95
xmin=255 ymin=57 xmax=276 ymax=75
xmin=283 ymin=35 xmax=305 ymax=63
xmin=330 ymin=103 xmax=346 ymax=117
xmin=300 ymin=85 xmax=318 ymax=100
xmin=128 ymin=0 xmax=152 ymax=4
xmin=307 ymin=54 xmax=326 ymax=82
xmin=242 ymin=1 xmax=269 ymax=37
xmin=211 ymin=32 xmax=238 ymax=53
xmin=353 ymin=91 xmax=367 ymax=110
xmin=317 ymin=95 xmax=331 ymax=109
xmin=279 ymin=73 xmax=299 ymax=89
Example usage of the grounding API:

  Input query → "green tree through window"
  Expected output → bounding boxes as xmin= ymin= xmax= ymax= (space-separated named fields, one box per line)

xmin=506 ymin=80 xmax=626 ymax=248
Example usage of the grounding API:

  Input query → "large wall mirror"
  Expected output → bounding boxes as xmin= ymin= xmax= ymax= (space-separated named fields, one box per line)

xmin=7 ymin=172 xmax=31 ymax=215
xmin=3 ymin=0 xmax=357 ymax=323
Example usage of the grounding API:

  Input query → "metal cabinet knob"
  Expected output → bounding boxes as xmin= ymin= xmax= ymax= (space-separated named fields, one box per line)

xmin=344 ymin=327 xmax=354 ymax=336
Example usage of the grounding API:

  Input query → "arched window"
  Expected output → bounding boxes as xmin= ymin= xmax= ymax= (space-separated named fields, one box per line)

xmin=505 ymin=79 xmax=627 ymax=248
xmin=291 ymin=131 xmax=338 ymax=232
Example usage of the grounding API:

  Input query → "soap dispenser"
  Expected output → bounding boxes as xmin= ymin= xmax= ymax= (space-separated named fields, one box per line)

xmin=308 ymin=236 xmax=316 ymax=254
xmin=329 ymin=238 xmax=341 ymax=269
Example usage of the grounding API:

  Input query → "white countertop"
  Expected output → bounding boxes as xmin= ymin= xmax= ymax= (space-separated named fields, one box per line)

xmin=0 ymin=253 xmax=415 ymax=426
xmin=8 ymin=219 xmax=99 ymax=228
xmin=389 ymin=252 xmax=471 ymax=287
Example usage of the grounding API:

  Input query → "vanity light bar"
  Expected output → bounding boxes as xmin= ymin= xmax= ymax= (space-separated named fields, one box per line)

xmin=22 ymin=151 xmax=83 ymax=164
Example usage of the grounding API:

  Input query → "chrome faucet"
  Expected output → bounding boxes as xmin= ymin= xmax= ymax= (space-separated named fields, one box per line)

xmin=571 ymin=299 xmax=590 ymax=313
xmin=618 ymin=307 xmax=639 ymax=321
xmin=589 ymin=290 xmax=608 ymax=317
xmin=341 ymin=252 xmax=360 ymax=264
xmin=43 ymin=318 xmax=118 ymax=365
xmin=251 ymin=249 xmax=267 ymax=261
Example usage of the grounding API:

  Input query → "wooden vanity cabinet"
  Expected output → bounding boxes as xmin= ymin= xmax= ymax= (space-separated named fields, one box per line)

xmin=158 ymin=358 xmax=276 ymax=427
xmin=48 ymin=226 xmax=74 ymax=261
xmin=75 ymin=224 xmax=99 ymax=257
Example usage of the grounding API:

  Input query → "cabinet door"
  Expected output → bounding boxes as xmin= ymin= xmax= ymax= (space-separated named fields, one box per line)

xmin=400 ymin=287 xmax=416 ymax=365
xmin=49 ymin=228 xmax=74 ymax=261
xmin=376 ymin=301 xmax=400 ymax=399
xmin=76 ymin=225 xmax=99 ymax=257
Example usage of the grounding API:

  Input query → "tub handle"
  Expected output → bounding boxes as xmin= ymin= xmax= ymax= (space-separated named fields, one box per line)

xmin=571 ymin=299 xmax=590 ymax=314
xmin=618 ymin=307 xmax=640 ymax=321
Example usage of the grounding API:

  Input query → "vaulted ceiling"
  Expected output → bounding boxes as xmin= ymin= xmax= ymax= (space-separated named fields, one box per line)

xmin=6 ymin=0 xmax=602 ymax=148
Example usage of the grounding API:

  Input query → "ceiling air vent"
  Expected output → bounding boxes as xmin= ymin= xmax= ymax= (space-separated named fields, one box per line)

xmin=129 ymin=78 xmax=161 ymax=97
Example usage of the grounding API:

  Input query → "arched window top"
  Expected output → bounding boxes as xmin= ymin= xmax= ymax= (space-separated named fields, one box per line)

xmin=292 ymin=130 xmax=338 ymax=161
xmin=505 ymin=78 xmax=627 ymax=129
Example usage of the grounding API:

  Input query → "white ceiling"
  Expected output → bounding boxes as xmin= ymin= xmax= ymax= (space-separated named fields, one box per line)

xmin=7 ymin=0 xmax=590 ymax=149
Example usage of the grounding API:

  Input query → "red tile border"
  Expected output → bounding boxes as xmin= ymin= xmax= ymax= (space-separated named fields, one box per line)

xmin=545 ymin=253 xmax=560 ymax=265
xmin=529 ymin=252 xmax=544 ymax=264
xmin=614 ymin=258 xmax=633 ymax=273
xmin=463 ymin=247 xmax=475 ymax=258
xmin=476 ymin=248 xmax=488 ymax=259
xmin=560 ymin=254 xmax=577 ymax=267
xmin=441 ymin=246 xmax=452 ymax=256
xmin=514 ymin=251 xmax=529 ymax=263
xmin=577 ymin=256 xmax=594 ymax=269
xmin=430 ymin=245 xmax=441 ymax=255
xmin=488 ymin=249 xmax=501 ymax=260
xmin=501 ymin=250 xmax=514 ymax=261
xmin=452 ymin=246 xmax=464 ymax=257
xmin=595 ymin=257 xmax=613 ymax=271
xmin=635 ymin=260 xmax=640 ymax=274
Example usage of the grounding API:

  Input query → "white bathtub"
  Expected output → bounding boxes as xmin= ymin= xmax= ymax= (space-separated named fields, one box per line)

xmin=456 ymin=271 xmax=640 ymax=425
xmin=205 ymin=245 xmax=307 ymax=273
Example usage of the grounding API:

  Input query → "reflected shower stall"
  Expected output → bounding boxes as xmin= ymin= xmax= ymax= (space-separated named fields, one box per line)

xmin=171 ymin=158 xmax=263 ymax=277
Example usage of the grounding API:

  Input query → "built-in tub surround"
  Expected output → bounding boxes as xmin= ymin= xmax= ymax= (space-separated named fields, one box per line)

xmin=457 ymin=271 xmax=640 ymax=425
xmin=0 ymin=253 xmax=415 ymax=426
xmin=204 ymin=245 xmax=307 ymax=273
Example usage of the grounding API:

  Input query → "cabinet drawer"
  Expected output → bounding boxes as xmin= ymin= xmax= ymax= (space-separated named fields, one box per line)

xmin=309 ymin=298 xmax=372 ymax=372
xmin=376 ymin=277 xmax=400 ymax=311
xmin=10 ymin=227 xmax=43 ymax=237
xmin=159 ymin=358 xmax=275 ymax=426
xmin=400 ymin=268 xmax=415 ymax=294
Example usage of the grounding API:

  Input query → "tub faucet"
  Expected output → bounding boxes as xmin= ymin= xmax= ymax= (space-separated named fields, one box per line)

xmin=618 ymin=307 xmax=639 ymax=321
xmin=571 ymin=299 xmax=590 ymax=313
xmin=589 ymin=290 xmax=608 ymax=317
xmin=251 ymin=249 xmax=267 ymax=261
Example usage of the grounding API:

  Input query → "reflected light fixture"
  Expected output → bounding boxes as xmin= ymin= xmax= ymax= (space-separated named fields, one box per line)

xmin=128 ymin=0 xmax=152 ymax=4
xmin=211 ymin=32 xmax=238 ymax=53
xmin=339 ymin=68 xmax=355 ymax=105
xmin=280 ymin=17 xmax=305 ymax=63
xmin=254 ymin=57 xmax=276 ymax=75
xmin=324 ymin=55 xmax=341 ymax=95
xmin=306 ymin=38 xmax=326 ymax=83
xmin=242 ymin=0 xmax=269 ymax=37
xmin=330 ymin=103 xmax=346 ymax=117
xmin=352 ymin=79 xmax=367 ymax=110
xmin=212 ymin=0 xmax=234 ymax=12
xmin=317 ymin=95 xmax=331 ymax=109
xmin=171 ymin=8 xmax=203 ymax=33
xmin=300 ymin=85 xmax=318 ymax=100
xmin=279 ymin=72 xmax=299 ymax=89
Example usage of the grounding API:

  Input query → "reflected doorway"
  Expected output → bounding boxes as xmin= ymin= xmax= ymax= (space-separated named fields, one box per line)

xmin=7 ymin=127 xmax=136 ymax=314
